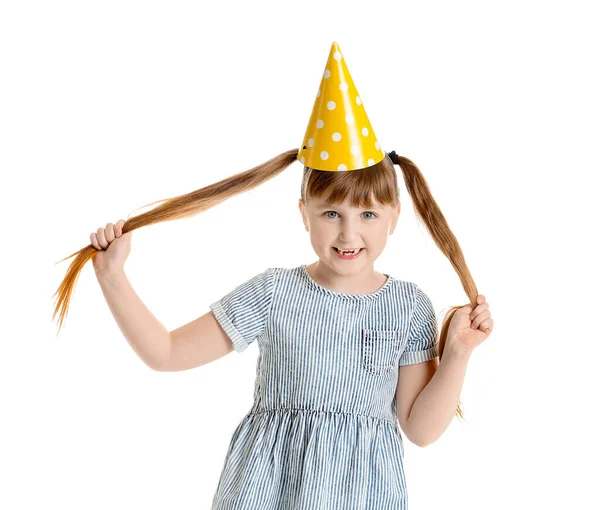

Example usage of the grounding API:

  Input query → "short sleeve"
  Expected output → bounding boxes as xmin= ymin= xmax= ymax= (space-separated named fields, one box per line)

xmin=398 ymin=284 xmax=440 ymax=366
xmin=209 ymin=268 xmax=276 ymax=353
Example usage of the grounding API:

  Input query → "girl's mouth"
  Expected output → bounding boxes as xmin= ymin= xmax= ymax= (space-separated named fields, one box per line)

xmin=332 ymin=247 xmax=364 ymax=260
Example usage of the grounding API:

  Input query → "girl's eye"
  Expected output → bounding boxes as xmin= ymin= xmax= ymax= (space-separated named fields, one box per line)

xmin=323 ymin=211 xmax=378 ymax=219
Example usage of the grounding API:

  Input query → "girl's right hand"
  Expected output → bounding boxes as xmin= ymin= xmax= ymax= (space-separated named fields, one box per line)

xmin=90 ymin=219 xmax=132 ymax=274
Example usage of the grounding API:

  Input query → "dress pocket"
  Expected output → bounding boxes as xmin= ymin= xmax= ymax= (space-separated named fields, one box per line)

xmin=362 ymin=329 xmax=403 ymax=375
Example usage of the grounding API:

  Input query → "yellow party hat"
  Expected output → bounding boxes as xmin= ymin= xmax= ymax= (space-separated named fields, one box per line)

xmin=297 ymin=41 xmax=385 ymax=172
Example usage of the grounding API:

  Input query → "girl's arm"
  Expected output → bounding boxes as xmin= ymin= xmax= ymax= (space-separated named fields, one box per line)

xmin=404 ymin=344 xmax=472 ymax=447
xmin=95 ymin=267 xmax=171 ymax=370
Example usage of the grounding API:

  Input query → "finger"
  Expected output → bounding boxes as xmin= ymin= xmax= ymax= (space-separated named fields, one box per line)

xmin=471 ymin=311 xmax=490 ymax=329
xmin=471 ymin=310 xmax=491 ymax=329
xmin=115 ymin=220 xmax=124 ymax=237
xmin=469 ymin=302 xmax=489 ymax=320
xmin=105 ymin=223 xmax=115 ymax=243
xmin=479 ymin=317 xmax=493 ymax=332
xmin=482 ymin=318 xmax=493 ymax=328
xmin=96 ymin=227 xmax=108 ymax=249
xmin=477 ymin=294 xmax=486 ymax=304
xmin=90 ymin=232 xmax=101 ymax=250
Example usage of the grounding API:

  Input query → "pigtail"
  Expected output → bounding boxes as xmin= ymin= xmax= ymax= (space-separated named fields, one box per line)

xmin=52 ymin=149 xmax=299 ymax=333
xmin=390 ymin=151 xmax=477 ymax=420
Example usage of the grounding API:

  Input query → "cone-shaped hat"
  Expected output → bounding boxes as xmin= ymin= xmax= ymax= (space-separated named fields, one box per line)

xmin=297 ymin=42 xmax=385 ymax=172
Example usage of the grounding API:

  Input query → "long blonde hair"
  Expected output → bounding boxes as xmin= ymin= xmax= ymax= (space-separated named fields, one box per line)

xmin=53 ymin=148 xmax=477 ymax=419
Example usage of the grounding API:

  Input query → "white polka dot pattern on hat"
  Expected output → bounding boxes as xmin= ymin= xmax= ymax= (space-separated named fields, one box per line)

xmin=298 ymin=42 xmax=385 ymax=172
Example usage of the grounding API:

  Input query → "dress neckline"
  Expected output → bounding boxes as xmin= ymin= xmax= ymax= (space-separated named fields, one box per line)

xmin=299 ymin=264 xmax=393 ymax=301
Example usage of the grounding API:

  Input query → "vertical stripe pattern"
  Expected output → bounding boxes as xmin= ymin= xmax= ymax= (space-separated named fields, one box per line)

xmin=209 ymin=265 xmax=439 ymax=509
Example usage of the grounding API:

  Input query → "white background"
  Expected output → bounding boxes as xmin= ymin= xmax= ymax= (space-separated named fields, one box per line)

xmin=2 ymin=0 xmax=598 ymax=508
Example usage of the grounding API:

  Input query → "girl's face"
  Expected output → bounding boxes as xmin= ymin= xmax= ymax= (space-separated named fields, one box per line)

xmin=298 ymin=196 xmax=400 ymax=274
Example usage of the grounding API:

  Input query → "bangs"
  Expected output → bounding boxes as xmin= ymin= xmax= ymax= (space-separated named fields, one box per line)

xmin=301 ymin=156 xmax=399 ymax=208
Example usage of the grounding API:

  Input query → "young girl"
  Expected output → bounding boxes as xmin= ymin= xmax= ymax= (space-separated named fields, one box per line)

xmin=53 ymin=41 xmax=493 ymax=509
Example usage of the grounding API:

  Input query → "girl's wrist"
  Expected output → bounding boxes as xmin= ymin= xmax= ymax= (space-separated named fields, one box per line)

xmin=95 ymin=264 xmax=126 ymax=282
xmin=446 ymin=338 xmax=473 ymax=360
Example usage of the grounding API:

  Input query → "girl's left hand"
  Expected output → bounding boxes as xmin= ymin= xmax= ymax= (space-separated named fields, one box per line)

xmin=447 ymin=294 xmax=494 ymax=355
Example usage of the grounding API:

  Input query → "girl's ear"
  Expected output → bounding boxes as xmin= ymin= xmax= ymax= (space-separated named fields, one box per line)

xmin=298 ymin=199 xmax=309 ymax=232
xmin=389 ymin=204 xmax=401 ymax=234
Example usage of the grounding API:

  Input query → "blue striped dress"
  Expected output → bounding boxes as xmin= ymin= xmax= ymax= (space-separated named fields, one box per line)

xmin=209 ymin=264 xmax=439 ymax=509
